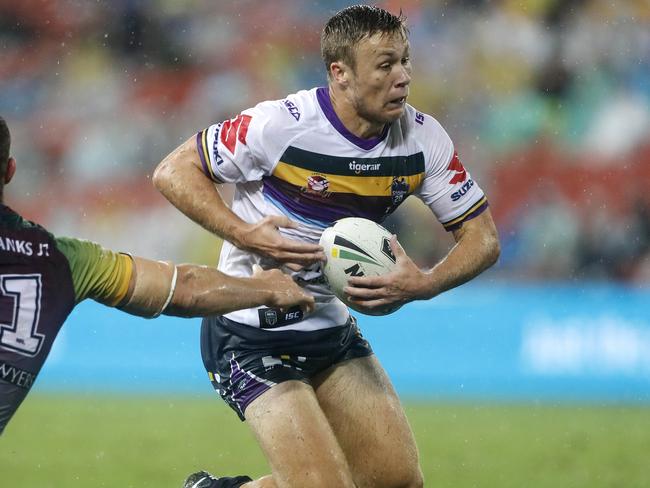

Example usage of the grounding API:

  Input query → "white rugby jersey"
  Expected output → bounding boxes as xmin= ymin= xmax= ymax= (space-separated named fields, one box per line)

xmin=196 ymin=87 xmax=487 ymax=331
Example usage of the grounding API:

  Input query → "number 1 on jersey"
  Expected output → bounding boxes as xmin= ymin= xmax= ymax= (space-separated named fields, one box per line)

xmin=0 ymin=274 xmax=44 ymax=356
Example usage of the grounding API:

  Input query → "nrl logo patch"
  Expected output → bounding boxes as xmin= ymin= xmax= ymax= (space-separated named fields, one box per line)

xmin=264 ymin=309 xmax=278 ymax=327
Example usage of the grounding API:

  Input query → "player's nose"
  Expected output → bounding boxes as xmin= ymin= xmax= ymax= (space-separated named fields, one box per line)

xmin=395 ymin=66 xmax=411 ymax=88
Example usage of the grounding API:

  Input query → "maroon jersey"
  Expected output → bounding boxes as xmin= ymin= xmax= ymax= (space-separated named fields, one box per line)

xmin=0 ymin=205 xmax=76 ymax=432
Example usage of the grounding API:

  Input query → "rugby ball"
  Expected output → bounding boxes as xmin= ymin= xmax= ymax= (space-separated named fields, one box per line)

xmin=319 ymin=217 xmax=401 ymax=316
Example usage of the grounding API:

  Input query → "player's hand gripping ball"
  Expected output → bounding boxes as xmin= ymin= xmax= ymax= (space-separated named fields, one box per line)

xmin=319 ymin=217 xmax=401 ymax=316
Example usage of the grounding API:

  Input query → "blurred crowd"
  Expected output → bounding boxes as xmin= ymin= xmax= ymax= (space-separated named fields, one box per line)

xmin=0 ymin=0 xmax=648 ymax=282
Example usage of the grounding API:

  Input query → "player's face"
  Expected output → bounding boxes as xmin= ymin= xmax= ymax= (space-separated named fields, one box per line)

xmin=348 ymin=32 xmax=412 ymax=124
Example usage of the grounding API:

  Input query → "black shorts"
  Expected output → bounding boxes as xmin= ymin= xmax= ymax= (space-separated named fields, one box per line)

xmin=200 ymin=315 xmax=373 ymax=420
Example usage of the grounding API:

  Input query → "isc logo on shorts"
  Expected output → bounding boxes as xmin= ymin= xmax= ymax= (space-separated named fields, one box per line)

xmin=258 ymin=306 xmax=304 ymax=328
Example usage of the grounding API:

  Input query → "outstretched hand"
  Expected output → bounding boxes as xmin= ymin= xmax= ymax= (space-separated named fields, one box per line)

xmin=237 ymin=215 xmax=325 ymax=270
xmin=344 ymin=236 xmax=430 ymax=313
xmin=252 ymin=265 xmax=315 ymax=313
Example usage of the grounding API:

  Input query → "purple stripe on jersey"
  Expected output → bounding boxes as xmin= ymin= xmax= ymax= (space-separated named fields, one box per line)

xmin=196 ymin=130 xmax=211 ymax=179
xmin=444 ymin=199 xmax=489 ymax=232
xmin=263 ymin=176 xmax=393 ymax=224
xmin=229 ymin=356 xmax=273 ymax=416
xmin=264 ymin=178 xmax=343 ymax=223
xmin=316 ymin=87 xmax=389 ymax=150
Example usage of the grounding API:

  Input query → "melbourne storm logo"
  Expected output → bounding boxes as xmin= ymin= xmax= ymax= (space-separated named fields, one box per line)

xmin=390 ymin=177 xmax=409 ymax=205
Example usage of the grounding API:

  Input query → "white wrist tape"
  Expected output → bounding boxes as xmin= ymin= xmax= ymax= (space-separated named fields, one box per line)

xmin=152 ymin=265 xmax=178 ymax=318
xmin=121 ymin=258 xmax=176 ymax=318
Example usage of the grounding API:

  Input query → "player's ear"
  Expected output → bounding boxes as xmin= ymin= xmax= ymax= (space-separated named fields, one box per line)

xmin=4 ymin=157 xmax=16 ymax=184
xmin=330 ymin=61 xmax=351 ymax=87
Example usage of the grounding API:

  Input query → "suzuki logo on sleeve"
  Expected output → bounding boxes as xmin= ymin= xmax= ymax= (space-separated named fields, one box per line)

xmin=447 ymin=152 xmax=467 ymax=184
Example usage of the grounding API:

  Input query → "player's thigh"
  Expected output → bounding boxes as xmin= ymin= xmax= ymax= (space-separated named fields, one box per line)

xmin=245 ymin=379 xmax=356 ymax=488
xmin=313 ymin=355 xmax=424 ymax=488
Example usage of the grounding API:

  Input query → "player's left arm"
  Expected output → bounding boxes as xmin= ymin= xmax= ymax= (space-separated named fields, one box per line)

xmin=345 ymin=111 xmax=499 ymax=310
xmin=420 ymin=208 xmax=499 ymax=297
xmin=344 ymin=209 xmax=499 ymax=309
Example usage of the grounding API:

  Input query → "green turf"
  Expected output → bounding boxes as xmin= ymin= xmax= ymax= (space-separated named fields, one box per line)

xmin=2 ymin=393 xmax=649 ymax=487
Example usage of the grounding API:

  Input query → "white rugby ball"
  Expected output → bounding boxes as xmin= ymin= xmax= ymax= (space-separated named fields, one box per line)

xmin=319 ymin=217 xmax=401 ymax=316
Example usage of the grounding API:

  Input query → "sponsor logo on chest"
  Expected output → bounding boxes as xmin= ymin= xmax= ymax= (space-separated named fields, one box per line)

xmin=349 ymin=160 xmax=381 ymax=174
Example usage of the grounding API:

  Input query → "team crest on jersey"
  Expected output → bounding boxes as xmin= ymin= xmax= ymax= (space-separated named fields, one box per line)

xmin=390 ymin=176 xmax=409 ymax=205
xmin=301 ymin=174 xmax=331 ymax=198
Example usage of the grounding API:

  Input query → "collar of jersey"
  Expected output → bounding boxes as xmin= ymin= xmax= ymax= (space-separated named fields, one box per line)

xmin=316 ymin=87 xmax=390 ymax=151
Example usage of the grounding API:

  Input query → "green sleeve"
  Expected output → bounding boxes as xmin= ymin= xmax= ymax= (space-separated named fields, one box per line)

xmin=54 ymin=236 xmax=133 ymax=305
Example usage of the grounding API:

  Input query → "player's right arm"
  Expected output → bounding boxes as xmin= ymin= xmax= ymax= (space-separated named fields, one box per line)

xmin=153 ymin=136 xmax=324 ymax=267
xmin=123 ymin=258 xmax=315 ymax=318
xmin=56 ymin=237 xmax=315 ymax=318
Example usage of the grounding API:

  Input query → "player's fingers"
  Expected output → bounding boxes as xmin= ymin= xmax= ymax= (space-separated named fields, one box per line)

xmin=284 ymin=262 xmax=304 ymax=272
xmin=274 ymin=251 xmax=325 ymax=264
xmin=348 ymin=297 xmax=393 ymax=309
xmin=266 ymin=215 xmax=300 ymax=230
xmin=346 ymin=274 xmax=387 ymax=288
xmin=276 ymin=289 xmax=315 ymax=313
xmin=390 ymin=235 xmax=407 ymax=260
xmin=344 ymin=285 xmax=386 ymax=299
xmin=299 ymin=293 xmax=316 ymax=313
xmin=277 ymin=237 xmax=324 ymax=253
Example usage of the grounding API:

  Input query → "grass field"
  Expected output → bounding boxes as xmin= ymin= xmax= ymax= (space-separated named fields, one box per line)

xmin=2 ymin=393 xmax=649 ymax=488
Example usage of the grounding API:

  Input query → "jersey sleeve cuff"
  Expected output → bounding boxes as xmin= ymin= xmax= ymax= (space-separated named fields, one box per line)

xmin=196 ymin=129 xmax=223 ymax=183
xmin=442 ymin=196 xmax=489 ymax=231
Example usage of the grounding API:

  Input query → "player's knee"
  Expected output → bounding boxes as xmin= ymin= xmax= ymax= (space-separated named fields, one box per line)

xmin=403 ymin=466 xmax=425 ymax=488
xmin=384 ymin=468 xmax=424 ymax=488
xmin=318 ymin=472 xmax=357 ymax=488
xmin=396 ymin=468 xmax=424 ymax=488
xmin=359 ymin=461 xmax=423 ymax=488
xmin=283 ymin=467 xmax=356 ymax=488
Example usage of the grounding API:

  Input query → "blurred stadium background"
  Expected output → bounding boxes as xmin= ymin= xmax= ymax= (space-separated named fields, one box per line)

xmin=1 ymin=1 xmax=649 ymax=487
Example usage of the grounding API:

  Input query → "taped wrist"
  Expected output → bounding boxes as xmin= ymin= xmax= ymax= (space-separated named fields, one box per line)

xmin=120 ymin=257 xmax=177 ymax=318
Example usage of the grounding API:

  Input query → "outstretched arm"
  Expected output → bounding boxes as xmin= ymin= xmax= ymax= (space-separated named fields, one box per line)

xmin=152 ymin=137 xmax=324 ymax=267
xmin=118 ymin=258 xmax=314 ymax=318
xmin=57 ymin=236 xmax=314 ymax=318
xmin=345 ymin=209 xmax=500 ymax=311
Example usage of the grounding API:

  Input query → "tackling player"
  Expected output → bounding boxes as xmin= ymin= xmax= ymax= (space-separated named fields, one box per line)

xmin=154 ymin=5 xmax=500 ymax=488
xmin=0 ymin=116 xmax=314 ymax=436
